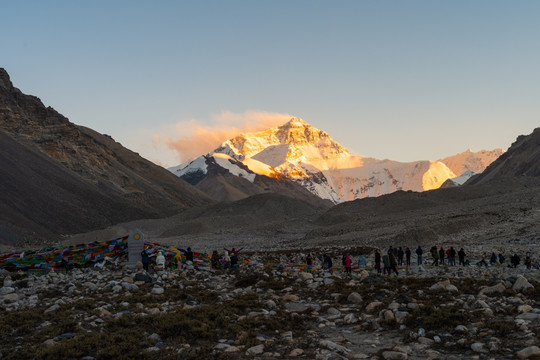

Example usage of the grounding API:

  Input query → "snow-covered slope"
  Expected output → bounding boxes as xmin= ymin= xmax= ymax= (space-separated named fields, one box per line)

xmin=439 ymin=149 xmax=504 ymax=175
xmin=171 ymin=118 xmax=502 ymax=204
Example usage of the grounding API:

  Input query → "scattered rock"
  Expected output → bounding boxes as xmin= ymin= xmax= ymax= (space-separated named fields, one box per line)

xmin=517 ymin=346 xmax=540 ymax=359
xmin=513 ymin=276 xmax=534 ymax=292
xmin=347 ymin=292 xmax=363 ymax=304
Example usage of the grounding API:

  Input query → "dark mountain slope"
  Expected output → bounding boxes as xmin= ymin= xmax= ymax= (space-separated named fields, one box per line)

xmin=467 ymin=128 xmax=540 ymax=185
xmin=180 ymin=155 xmax=333 ymax=209
xmin=0 ymin=68 xmax=212 ymax=245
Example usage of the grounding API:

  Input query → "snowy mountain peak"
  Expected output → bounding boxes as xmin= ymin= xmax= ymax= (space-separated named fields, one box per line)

xmin=171 ymin=117 xmax=503 ymax=204
xmin=213 ymin=117 xmax=351 ymax=174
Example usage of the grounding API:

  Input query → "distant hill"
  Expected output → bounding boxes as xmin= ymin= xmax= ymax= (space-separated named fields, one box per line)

xmin=0 ymin=68 xmax=212 ymax=246
xmin=467 ymin=128 xmax=540 ymax=185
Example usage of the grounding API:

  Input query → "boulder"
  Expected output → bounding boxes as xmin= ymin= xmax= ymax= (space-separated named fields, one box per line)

xmin=298 ymin=272 xmax=313 ymax=281
xmin=479 ymin=283 xmax=506 ymax=296
xmin=347 ymin=292 xmax=363 ymax=304
xmin=366 ymin=301 xmax=383 ymax=313
xmin=246 ymin=344 xmax=264 ymax=355
xmin=513 ymin=276 xmax=534 ymax=292
xmin=517 ymin=346 xmax=540 ymax=359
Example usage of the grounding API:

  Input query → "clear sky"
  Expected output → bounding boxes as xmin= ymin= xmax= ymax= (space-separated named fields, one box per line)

xmin=3 ymin=1 xmax=539 ymax=167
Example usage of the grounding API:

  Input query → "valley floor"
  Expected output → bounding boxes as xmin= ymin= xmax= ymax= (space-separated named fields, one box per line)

xmin=1 ymin=251 xmax=539 ymax=360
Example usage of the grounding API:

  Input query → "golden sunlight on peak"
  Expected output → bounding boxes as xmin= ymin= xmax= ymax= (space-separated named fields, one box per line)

xmin=422 ymin=161 xmax=456 ymax=191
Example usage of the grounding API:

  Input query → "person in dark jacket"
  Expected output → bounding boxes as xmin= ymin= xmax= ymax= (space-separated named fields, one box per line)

xmin=382 ymin=252 xmax=391 ymax=275
xmin=405 ymin=247 xmax=411 ymax=266
xmin=511 ymin=253 xmax=520 ymax=268
xmin=388 ymin=251 xmax=399 ymax=276
xmin=323 ymin=254 xmax=333 ymax=270
xmin=375 ymin=250 xmax=381 ymax=274
xmin=439 ymin=247 xmax=445 ymax=265
xmin=211 ymin=250 xmax=220 ymax=269
xmin=306 ymin=254 xmax=313 ymax=266
xmin=141 ymin=249 xmax=150 ymax=271
xmin=431 ymin=246 xmax=439 ymax=266
xmin=230 ymin=253 xmax=239 ymax=268
xmin=185 ymin=247 xmax=194 ymax=262
xmin=458 ymin=248 xmax=466 ymax=266
xmin=397 ymin=247 xmax=404 ymax=266
xmin=448 ymin=247 xmax=457 ymax=266
xmin=416 ymin=246 xmax=423 ymax=265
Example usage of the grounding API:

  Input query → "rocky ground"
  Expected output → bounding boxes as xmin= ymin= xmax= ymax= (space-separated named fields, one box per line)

xmin=1 ymin=252 xmax=540 ymax=360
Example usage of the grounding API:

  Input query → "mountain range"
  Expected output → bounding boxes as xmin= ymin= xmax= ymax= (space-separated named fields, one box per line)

xmin=1 ymin=67 xmax=538 ymax=252
xmin=172 ymin=118 xmax=503 ymax=203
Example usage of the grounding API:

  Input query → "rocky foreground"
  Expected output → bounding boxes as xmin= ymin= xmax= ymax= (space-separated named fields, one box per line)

xmin=1 ymin=254 xmax=540 ymax=360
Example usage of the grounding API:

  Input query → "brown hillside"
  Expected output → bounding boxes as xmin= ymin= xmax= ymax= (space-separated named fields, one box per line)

xmin=0 ymin=68 xmax=212 ymax=246
xmin=467 ymin=128 xmax=540 ymax=185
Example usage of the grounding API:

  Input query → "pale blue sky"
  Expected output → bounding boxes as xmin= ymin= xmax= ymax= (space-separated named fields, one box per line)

xmin=3 ymin=1 xmax=539 ymax=166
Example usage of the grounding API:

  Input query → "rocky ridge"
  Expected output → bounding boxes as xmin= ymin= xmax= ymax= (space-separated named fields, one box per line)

xmin=0 ymin=68 xmax=212 ymax=246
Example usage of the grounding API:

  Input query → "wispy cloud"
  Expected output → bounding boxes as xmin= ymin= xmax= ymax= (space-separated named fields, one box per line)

xmin=153 ymin=110 xmax=293 ymax=164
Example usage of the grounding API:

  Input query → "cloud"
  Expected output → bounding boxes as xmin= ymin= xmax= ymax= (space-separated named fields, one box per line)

xmin=153 ymin=110 xmax=293 ymax=164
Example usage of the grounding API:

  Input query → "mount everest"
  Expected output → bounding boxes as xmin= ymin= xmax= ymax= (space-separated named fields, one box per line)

xmin=171 ymin=118 xmax=503 ymax=204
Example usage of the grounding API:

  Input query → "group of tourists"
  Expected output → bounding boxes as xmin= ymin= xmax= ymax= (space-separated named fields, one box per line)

xmin=210 ymin=247 xmax=243 ymax=270
xmin=139 ymin=246 xmax=247 ymax=272
xmin=303 ymin=245 xmax=539 ymax=277
xmin=137 ymin=243 xmax=538 ymax=275
xmin=140 ymin=246 xmax=195 ymax=271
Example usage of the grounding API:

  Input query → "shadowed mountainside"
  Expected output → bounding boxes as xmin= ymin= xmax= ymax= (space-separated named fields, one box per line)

xmin=184 ymin=156 xmax=333 ymax=209
xmin=467 ymin=127 xmax=540 ymax=185
xmin=0 ymin=68 xmax=213 ymax=246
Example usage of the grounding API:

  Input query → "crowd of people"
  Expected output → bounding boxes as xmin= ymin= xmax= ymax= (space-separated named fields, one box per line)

xmin=307 ymin=246 xmax=539 ymax=277
xmin=139 ymin=246 xmax=247 ymax=272
xmin=137 ymin=244 xmax=539 ymax=276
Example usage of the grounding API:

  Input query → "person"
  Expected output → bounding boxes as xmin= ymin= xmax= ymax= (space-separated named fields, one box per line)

xmin=374 ymin=250 xmax=381 ymax=274
xmin=388 ymin=246 xmax=394 ymax=256
xmin=405 ymin=247 xmax=411 ymax=266
xmin=225 ymin=247 xmax=243 ymax=256
xmin=323 ymin=254 xmax=333 ymax=270
xmin=223 ymin=252 xmax=231 ymax=269
xmin=389 ymin=251 xmax=399 ymax=275
xmin=458 ymin=248 xmax=466 ymax=266
xmin=306 ymin=254 xmax=313 ymax=266
xmin=173 ymin=251 xmax=182 ymax=269
xmin=498 ymin=253 xmax=505 ymax=265
xmin=230 ymin=252 xmax=239 ymax=269
xmin=490 ymin=252 xmax=498 ymax=265
xmin=477 ymin=255 xmax=488 ymax=267
xmin=397 ymin=247 xmax=404 ymax=266
xmin=382 ymin=252 xmax=391 ymax=275
xmin=344 ymin=254 xmax=352 ymax=275
xmin=186 ymin=247 xmax=194 ymax=263
xmin=431 ymin=246 xmax=439 ymax=266
xmin=211 ymin=250 xmax=220 ymax=269
xmin=61 ymin=256 xmax=73 ymax=271
xmin=525 ymin=254 xmax=532 ymax=270
xmin=156 ymin=252 xmax=165 ymax=270
xmin=358 ymin=254 xmax=367 ymax=269
xmin=448 ymin=247 xmax=456 ymax=266
xmin=416 ymin=246 xmax=423 ymax=265
xmin=439 ymin=247 xmax=445 ymax=266
xmin=141 ymin=249 xmax=150 ymax=271
xmin=511 ymin=253 xmax=520 ymax=268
